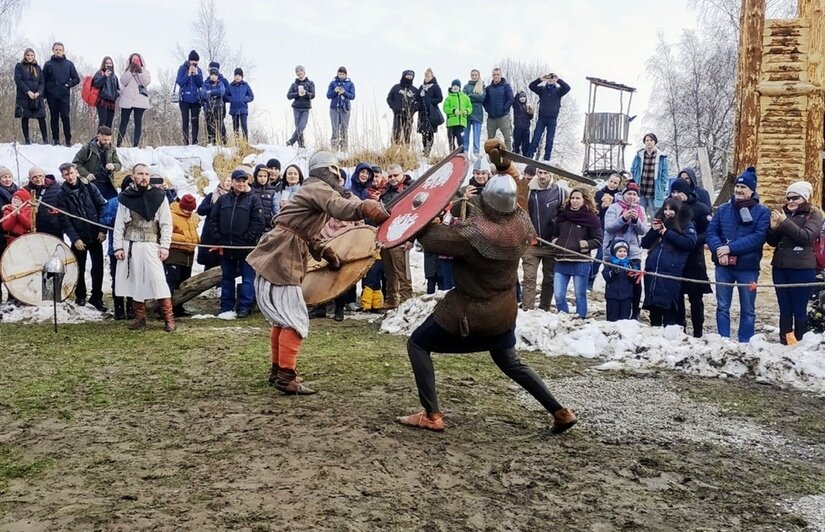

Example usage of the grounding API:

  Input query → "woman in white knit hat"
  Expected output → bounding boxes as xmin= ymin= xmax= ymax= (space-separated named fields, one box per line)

xmin=766 ymin=180 xmax=823 ymax=344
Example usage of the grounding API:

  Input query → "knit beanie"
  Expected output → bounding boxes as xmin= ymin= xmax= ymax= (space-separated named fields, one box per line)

xmin=208 ymin=61 xmax=220 ymax=70
xmin=611 ymin=239 xmax=630 ymax=254
xmin=786 ymin=181 xmax=813 ymax=201
xmin=670 ymin=179 xmax=692 ymax=196
xmin=234 ymin=67 xmax=243 ymax=77
xmin=451 ymin=79 xmax=461 ymax=89
xmin=188 ymin=50 xmax=199 ymax=62
xmin=337 ymin=66 xmax=347 ymax=74
xmin=734 ymin=166 xmax=757 ymax=192
xmin=295 ymin=65 xmax=305 ymax=73
xmin=179 ymin=194 xmax=197 ymax=211
xmin=623 ymin=182 xmax=639 ymax=194
xmin=12 ymin=188 xmax=30 ymax=202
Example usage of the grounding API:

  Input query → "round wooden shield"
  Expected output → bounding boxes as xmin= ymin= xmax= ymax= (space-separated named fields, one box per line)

xmin=302 ymin=225 xmax=377 ymax=306
xmin=1 ymin=233 xmax=79 ymax=306
xmin=376 ymin=154 xmax=467 ymax=249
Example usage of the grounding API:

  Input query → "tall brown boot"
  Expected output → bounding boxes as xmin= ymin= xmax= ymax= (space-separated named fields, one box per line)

xmin=275 ymin=368 xmax=316 ymax=395
xmin=159 ymin=298 xmax=176 ymax=332
xmin=128 ymin=301 xmax=147 ymax=330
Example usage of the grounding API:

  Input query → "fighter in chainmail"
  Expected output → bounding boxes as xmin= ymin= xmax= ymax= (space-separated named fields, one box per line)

xmin=246 ymin=152 xmax=389 ymax=395
xmin=397 ymin=139 xmax=577 ymax=434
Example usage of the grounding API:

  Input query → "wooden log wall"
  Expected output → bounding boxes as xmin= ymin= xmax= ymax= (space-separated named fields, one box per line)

xmin=799 ymin=0 xmax=825 ymax=206
xmin=732 ymin=0 xmax=765 ymax=177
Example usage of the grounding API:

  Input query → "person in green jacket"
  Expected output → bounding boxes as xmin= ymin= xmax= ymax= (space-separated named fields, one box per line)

xmin=462 ymin=70 xmax=485 ymax=156
xmin=443 ymin=79 xmax=473 ymax=152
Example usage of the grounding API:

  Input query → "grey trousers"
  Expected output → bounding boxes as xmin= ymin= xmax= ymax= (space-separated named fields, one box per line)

xmin=289 ymin=108 xmax=309 ymax=146
xmin=486 ymin=115 xmax=513 ymax=151
xmin=330 ymin=108 xmax=350 ymax=151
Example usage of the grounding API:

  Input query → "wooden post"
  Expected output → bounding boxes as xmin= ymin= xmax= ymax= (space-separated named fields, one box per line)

xmin=732 ymin=0 xmax=766 ymax=176
xmin=799 ymin=0 xmax=825 ymax=206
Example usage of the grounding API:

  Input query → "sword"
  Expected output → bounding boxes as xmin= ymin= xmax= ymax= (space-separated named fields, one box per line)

xmin=498 ymin=149 xmax=597 ymax=186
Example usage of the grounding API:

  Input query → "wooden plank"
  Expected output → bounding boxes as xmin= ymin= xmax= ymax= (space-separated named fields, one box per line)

xmin=732 ymin=0 xmax=766 ymax=175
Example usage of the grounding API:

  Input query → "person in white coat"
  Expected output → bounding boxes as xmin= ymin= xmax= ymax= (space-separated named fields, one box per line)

xmin=113 ymin=163 xmax=175 ymax=331
xmin=117 ymin=53 xmax=151 ymax=147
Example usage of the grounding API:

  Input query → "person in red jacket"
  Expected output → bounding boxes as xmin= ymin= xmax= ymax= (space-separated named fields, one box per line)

xmin=2 ymin=189 xmax=32 ymax=245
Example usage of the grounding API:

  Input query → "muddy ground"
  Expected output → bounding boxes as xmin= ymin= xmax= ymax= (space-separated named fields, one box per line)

xmin=0 ymin=311 xmax=824 ymax=531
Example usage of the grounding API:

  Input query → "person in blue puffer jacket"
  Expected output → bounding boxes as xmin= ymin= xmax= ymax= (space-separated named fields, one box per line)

xmin=349 ymin=163 xmax=375 ymax=200
xmin=327 ymin=66 xmax=355 ymax=152
xmin=482 ymin=68 xmax=514 ymax=150
xmin=175 ymin=50 xmax=204 ymax=145
xmin=525 ymin=73 xmax=571 ymax=162
xmin=200 ymin=67 xmax=226 ymax=144
xmin=226 ymin=68 xmax=254 ymax=140
xmin=706 ymin=166 xmax=770 ymax=342
xmin=641 ymin=197 xmax=697 ymax=327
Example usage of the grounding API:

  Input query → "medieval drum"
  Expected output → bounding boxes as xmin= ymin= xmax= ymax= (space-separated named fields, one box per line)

xmin=0 ymin=233 xmax=78 ymax=306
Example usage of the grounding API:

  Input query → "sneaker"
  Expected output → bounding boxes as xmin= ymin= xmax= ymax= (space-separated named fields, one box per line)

xmin=236 ymin=308 xmax=251 ymax=318
xmin=396 ymin=411 xmax=445 ymax=432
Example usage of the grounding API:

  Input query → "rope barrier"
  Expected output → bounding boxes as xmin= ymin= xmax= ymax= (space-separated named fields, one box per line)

xmin=534 ymin=236 xmax=825 ymax=290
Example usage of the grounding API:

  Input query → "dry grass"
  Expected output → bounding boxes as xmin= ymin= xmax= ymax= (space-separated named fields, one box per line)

xmin=213 ymin=138 xmax=263 ymax=177
xmin=340 ymin=143 xmax=420 ymax=171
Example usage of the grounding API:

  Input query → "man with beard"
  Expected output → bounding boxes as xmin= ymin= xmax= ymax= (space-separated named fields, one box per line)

xmin=397 ymin=139 xmax=577 ymax=434
xmin=72 ymin=126 xmax=122 ymax=200
xmin=113 ymin=164 xmax=176 ymax=332
xmin=247 ymin=151 xmax=389 ymax=395
xmin=23 ymin=166 xmax=62 ymax=238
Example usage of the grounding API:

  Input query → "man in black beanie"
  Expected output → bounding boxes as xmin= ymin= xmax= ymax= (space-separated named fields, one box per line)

xmin=266 ymin=158 xmax=281 ymax=186
xmin=176 ymin=51 xmax=203 ymax=144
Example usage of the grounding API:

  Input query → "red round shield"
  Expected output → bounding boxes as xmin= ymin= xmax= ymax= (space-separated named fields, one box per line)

xmin=376 ymin=154 xmax=467 ymax=248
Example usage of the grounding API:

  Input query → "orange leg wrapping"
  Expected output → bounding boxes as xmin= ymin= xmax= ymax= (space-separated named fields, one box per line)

xmin=278 ymin=328 xmax=303 ymax=370
xmin=270 ymin=326 xmax=282 ymax=364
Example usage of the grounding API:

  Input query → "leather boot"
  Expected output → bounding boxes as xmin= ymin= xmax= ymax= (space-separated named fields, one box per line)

xmin=159 ymin=298 xmax=176 ymax=332
xmin=268 ymin=363 xmax=279 ymax=385
xmin=275 ymin=368 xmax=315 ymax=395
xmin=551 ymin=407 xmax=577 ymax=435
xmin=126 ymin=297 xmax=135 ymax=319
xmin=113 ymin=297 xmax=126 ymax=320
xmin=128 ymin=301 xmax=147 ymax=330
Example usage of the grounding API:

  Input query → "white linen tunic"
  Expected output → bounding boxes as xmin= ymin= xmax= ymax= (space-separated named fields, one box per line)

xmin=113 ymin=200 xmax=173 ymax=302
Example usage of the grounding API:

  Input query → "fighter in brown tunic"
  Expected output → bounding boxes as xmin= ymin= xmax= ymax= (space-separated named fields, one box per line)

xmin=247 ymin=152 xmax=388 ymax=394
xmin=397 ymin=140 xmax=577 ymax=433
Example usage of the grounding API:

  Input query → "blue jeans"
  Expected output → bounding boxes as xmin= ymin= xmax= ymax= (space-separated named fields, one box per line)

xmin=554 ymin=270 xmax=589 ymax=318
xmin=715 ymin=267 xmax=758 ymax=342
xmin=773 ymin=267 xmax=815 ymax=343
xmin=463 ymin=118 xmax=482 ymax=155
xmin=219 ymin=256 xmax=255 ymax=313
xmin=289 ymin=108 xmax=309 ymax=146
xmin=527 ymin=115 xmax=558 ymax=160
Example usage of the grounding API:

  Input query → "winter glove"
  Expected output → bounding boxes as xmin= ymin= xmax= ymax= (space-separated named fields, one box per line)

xmin=362 ymin=199 xmax=390 ymax=224
xmin=322 ymin=246 xmax=341 ymax=270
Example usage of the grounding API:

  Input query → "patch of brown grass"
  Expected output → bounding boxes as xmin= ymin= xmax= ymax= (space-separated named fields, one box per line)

xmin=341 ymin=143 xmax=419 ymax=172
xmin=213 ymin=138 xmax=262 ymax=178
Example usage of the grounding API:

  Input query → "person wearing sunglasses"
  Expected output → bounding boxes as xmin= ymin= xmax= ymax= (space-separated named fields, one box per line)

xmin=766 ymin=181 xmax=823 ymax=344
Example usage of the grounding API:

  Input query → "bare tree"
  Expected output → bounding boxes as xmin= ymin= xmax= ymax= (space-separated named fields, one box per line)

xmin=496 ymin=57 xmax=583 ymax=170
xmin=0 ymin=0 xmax=27 ymax=54
xmin=176 ymin=0 xmax=254 ymax=76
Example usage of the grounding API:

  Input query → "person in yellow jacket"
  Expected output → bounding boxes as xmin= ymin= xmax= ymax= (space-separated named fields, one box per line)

xmin=165 ymin=193 xmax=200 ymax=316
xmin=443 ymin=79 xmax=473 ymax=152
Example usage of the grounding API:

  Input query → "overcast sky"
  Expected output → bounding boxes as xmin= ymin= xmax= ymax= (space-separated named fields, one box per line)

xmin=15 ymin=0 xmax=697 ymax=148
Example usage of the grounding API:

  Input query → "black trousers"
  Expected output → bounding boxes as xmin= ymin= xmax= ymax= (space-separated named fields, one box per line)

xmin=21 ymin=117 xmax=48 ymax=143
xmin=118 ymin=108 xmax=145 ymax=147
xmin=513 ymin=127 xmax=531 ymax=155
xmin=96 ymin=105 xmax=115 ymax=129
xmin=232 ymin=114 xmax=248 ymax=139
xmin=164 ymin=263 xmax=192 ymax=293
xmin=73 ymin=240 xmax=104 ymax=302
xmin=407 ymin=316 xmax=563 ymax=415
xmin=447 ymin=126 xmax=465 ymax=151
xmin=606 ymin=298 xmax=632 ymax=321
xmin=631 ymin=259 xmax=642 ymax=318
xmin=420 ymin=126 xmax=435 ymax=156
xmin=676 ymin=292 xmax=705 ymax=337
xmin=47 ymin=97 xmax=71 ymax=145
xmin=392 ymin=113 xmax=413 ymax=144
xmin=649 ymin=306 xmax=680 ymax=327
xmin=179 ymin=101 xmax=201 ymax=145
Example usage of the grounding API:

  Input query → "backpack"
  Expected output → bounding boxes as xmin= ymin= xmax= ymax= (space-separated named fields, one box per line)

xmin=81 ymin=75 xmax=100 ymax=107
xmin=815 ymin=235 xmax=825 ymax=270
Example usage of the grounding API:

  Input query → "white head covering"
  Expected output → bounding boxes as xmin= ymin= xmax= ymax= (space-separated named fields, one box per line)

xmin=786 ymin=181 xmax=813 ymax=202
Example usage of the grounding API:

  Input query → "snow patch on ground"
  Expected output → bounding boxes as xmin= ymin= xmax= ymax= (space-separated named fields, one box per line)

xmin=785 ymin=495 xmax=825 ymax=531
xmin=380 ymin=294 xmax=825 ymax=394
xmin=1 ymin=301 xmax=105 ymax=324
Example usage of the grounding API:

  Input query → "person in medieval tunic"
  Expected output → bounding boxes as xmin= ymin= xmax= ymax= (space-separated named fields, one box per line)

xmin=396 ymin=139 xmax=577 ymax=434
xmin=246 ymin=151 xmax=389 ymax=395
xmin=113 ymin=163 xmax=176 ymax=332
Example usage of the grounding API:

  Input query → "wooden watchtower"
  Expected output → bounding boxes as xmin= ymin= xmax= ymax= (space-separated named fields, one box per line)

xmin=581 ymin=77 xmax=637 ymax=179
xmin=732 ymin=0 xmax=825 ymax=205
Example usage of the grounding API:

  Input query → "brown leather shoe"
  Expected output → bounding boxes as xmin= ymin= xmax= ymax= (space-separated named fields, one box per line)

xmin=551 ymin=407 xmax=577 ymax=435
xmin=128 ymin=301 xmax=147 ymax=330
xmin=275 ymin=369 xmax=314 ymax=395
xmin=396 ymin=411 xmax=445 ymax=432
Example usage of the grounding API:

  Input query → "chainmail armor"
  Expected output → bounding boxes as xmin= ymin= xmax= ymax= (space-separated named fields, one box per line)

xmin=453 ymin=197 xmax=534 ymax=260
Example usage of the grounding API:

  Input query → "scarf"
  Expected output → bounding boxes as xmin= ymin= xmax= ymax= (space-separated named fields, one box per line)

xmin=119 ymin=184 xmax=166 ymax=221
xmin=420 ymin=81 xmax=434 ymax=97
xmin=556 ymin=206 xmax=600 ymax=228
xmin=733 ymin=197 xmax=758 ymax=211
xmin=609 ymin=256 xmax=633 ymax=269
xmin=616 ymin=200 xmax=646 ymax=224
